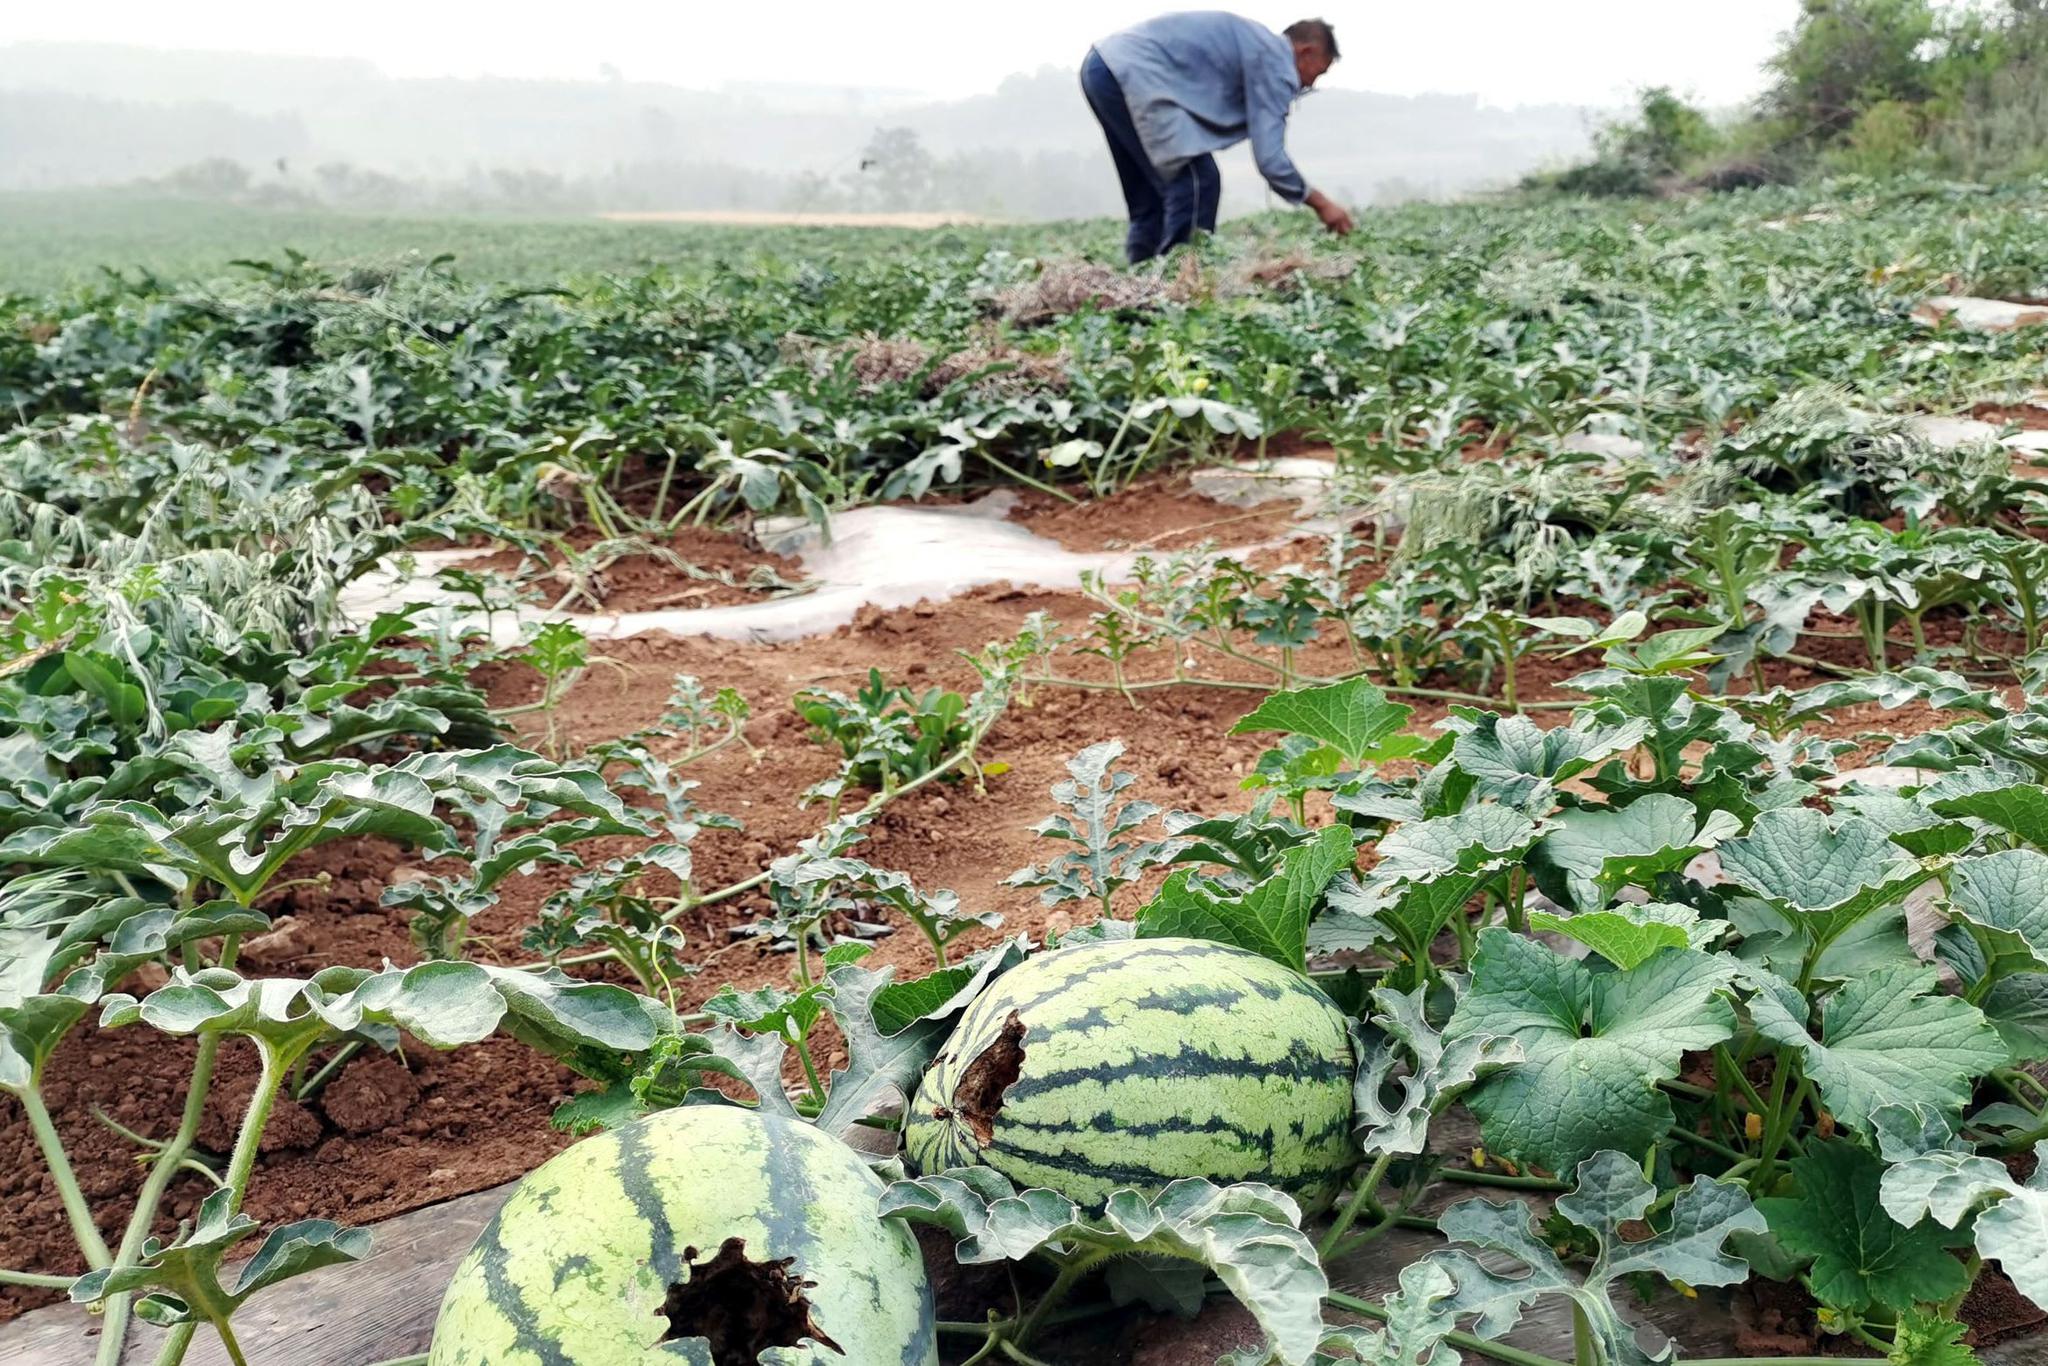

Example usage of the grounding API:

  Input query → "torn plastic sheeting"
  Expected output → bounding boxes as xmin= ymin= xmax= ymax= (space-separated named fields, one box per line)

xmin=1911 ymin=296 xmax=2048 ymax=332
xmin=1905 ymin=414 xmax=2048 ymax=456
xmin=346 ymin=495 xmax=1158 ymax=646
xmin=1187 ymin=455 xmax=1340 ymax=507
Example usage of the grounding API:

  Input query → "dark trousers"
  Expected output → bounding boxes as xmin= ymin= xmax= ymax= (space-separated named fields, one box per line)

xmin=1081 ymin=48 xmax=1221 ymax=265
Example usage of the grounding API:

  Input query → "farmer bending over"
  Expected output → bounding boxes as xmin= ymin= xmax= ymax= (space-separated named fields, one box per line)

xmin=1082 ymin=12 xmax=1354 ymax=264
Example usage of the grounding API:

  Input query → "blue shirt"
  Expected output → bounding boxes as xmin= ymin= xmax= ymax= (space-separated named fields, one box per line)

xmin=1094 ymin=11 xmax=1309 ymax=203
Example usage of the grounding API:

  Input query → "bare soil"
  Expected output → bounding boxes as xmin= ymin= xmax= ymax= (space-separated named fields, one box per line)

xmin=0 ymin=477 xmax=2014 ymax=1341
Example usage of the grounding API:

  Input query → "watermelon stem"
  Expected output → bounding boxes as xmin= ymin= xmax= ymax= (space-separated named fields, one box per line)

xmin=1016 ymin=1247 xmax=1115 ymax=1346
xmin=1317 ymin=1151 xmax=1395 ymax=1259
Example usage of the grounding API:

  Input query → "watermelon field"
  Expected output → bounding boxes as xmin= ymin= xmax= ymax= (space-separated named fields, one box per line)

xmin=9 ymin=182 xmax=2048 ymax=1366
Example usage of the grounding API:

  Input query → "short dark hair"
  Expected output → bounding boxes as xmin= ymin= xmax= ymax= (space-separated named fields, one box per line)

xmin=1285 ymin=18 xmax=1339 ymax=60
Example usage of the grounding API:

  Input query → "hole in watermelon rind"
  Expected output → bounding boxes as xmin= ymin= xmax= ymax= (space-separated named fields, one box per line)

xmin=950 ymin=1011 xmax=1028 ymax=1148
xmin=659 ymin=1236 xmax=845 ymax=1362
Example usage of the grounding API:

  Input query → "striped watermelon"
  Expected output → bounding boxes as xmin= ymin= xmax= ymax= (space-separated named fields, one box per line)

xmin=429 ymin=1105 xmax=935 ymax=1366
xmin=903 ymin=937 xmax=1356 ymax=1211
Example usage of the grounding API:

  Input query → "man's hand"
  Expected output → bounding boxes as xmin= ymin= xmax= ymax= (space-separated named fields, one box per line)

xmin=1305 ymin=189 xmax=1354 ymax=236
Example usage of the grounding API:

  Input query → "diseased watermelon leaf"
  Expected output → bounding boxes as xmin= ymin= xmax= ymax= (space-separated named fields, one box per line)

xmin=1447 ymin=930 xmax=1737 ymax=1173
xmin=1137 ymin=825 xmax=1354 ymax=973
xmin=1353 ymin=985 xmax=1519 ymax=1159
xmin=1424 ymin=1151 xmax=1764 ymax=1366
xmin=1758 ymin=1139 xmax=1969 ymax=1312
xmin=883 ymin=1170 xmax=1327 ymax=1366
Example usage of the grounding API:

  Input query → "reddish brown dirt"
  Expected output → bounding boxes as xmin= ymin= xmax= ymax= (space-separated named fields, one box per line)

xmin=0 ymin=479 xmax=2020 ymax=1334
xmin=1005 ymin=460 xmax=1333 ymax=555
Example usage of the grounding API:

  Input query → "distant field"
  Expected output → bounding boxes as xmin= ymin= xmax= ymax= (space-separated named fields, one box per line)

xmin=596 ymin=209 xmax=992 ymax=228
xmin=0 ymin=190 xmax=1068 ymax=292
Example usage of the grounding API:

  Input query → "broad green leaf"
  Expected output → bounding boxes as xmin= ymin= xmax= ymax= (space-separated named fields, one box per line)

xmin=869 ymin=940 xmax=1026 ymax=1035
xmin=1429 ymin=1151 xmax=1764 ymax=1366
xmin=1354 ymin=985 xmax=1519 ymax=1158
xmin=1447 ymin=930 xmax=1736 ymax=1173
xmin=1528 ymin=901 xmax=1725 ymax=970
xmin=884 ymin=1171 xmax=1326 ymax=1366
xmin=1137 ymin=825 xmax=1353 ymax=973
xmin=1529 ymin=795 xmax=1739 ymax=912
xmin=1716 ymin=808 xmax=1924 ymax=951
xmin=1947 ymin=850 xmax=2048 ymax=978
xmin=1929 ymin=781 xmax=2048 ymax=848
xmin=1757 ymin=1139 xmax=1969 ymax=1312
xmin=1747 ymin=964 xmax=2006 ymax=1134
xmin=1230 ymin=679 xmax=1415 ymax=769
xmin=1368 ymin=806 xmax=1544 ymax=883
xmin=1447 ymin=713 xmax=1647 ymax=805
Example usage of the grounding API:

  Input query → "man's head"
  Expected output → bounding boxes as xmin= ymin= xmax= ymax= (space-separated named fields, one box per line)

xmin=1285 ymin=18 xmax=1339 ymax=88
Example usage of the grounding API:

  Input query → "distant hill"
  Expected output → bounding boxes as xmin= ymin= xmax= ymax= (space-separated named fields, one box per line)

xmin=0 ymin=42 xmax=1600 ymax=212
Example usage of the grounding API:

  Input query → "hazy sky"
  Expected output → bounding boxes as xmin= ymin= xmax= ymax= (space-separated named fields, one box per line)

xmin=6 ymin=2 xmax=1802 ymax=108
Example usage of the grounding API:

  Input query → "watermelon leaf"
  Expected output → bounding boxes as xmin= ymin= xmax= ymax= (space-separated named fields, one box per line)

xmin=869 ymin=939 xmax=1027 ymax=1035
xmin=1879 ymin=1121 xmax=2048 ymax=1315
xmin=1003 ymin=740 xmax=1179 ymax=915
xmin=1446 ymin=930 xmax=1737 ymax=1174
xmin=70 ymin=1186 xmax=370 ymax=1329
xmin=1715 ymin=808 xmax=1925 ymax=956
xmin=1947 ymin=849 xmax=2048 ymax=978
xmin=812 ymin=960 xmax=959 ymax=1136
xmin=1445 ymin=712 xmax=1647 ymax=806
xmin=1137 ymin=824 xmax=1354 ymax=974
xmin=1353 ymin=984 xmax=1519 ymax=1159
xmin=1527 ymin=901 xmax=1725 ymax=971
xmin=1744 ymin=964 xmax=2007 ymax=1135
xmin=1758 ymin=1139 xmax=1970 ymax=1312
xmin=1424 ymin=1151 xmax=1766 ymax=1366
xmin=1258 ymin=1260 xmax=1468 ymax=1366
xmin=1527 ymin=794 xmax=1739 ymax=913
xmin=1887 ymin=1309 xmax=1983 ymax=1366
xmin=883 ymin=1170 xmax=1328 ymax=1366
xmin=1230 ymin=678 xmax=1415 ymax=772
